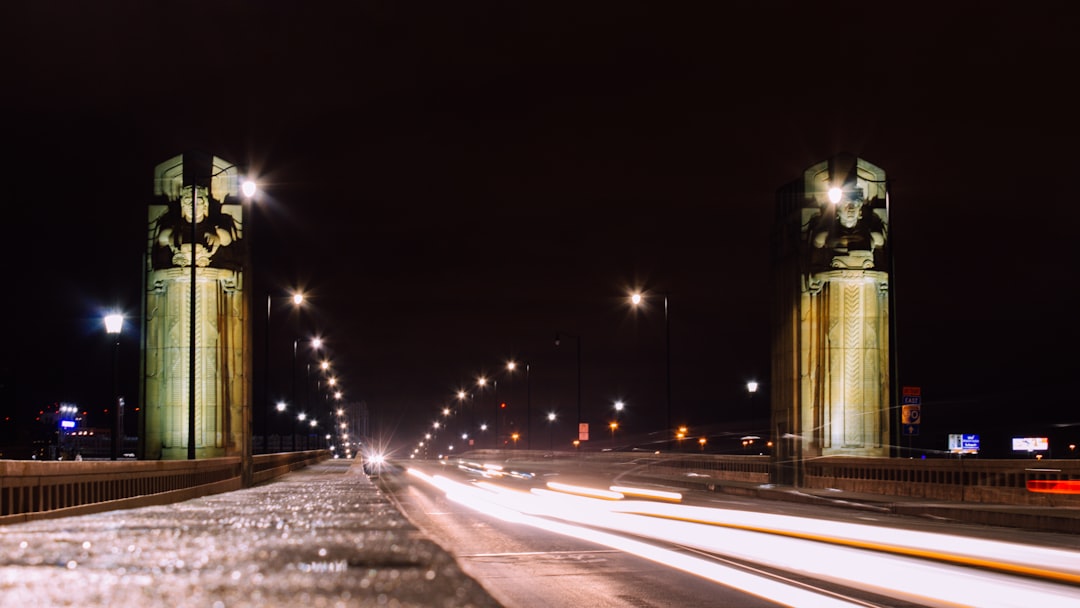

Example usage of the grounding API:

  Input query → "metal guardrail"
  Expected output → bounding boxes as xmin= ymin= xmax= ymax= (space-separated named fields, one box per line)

xmin=0 ymin=451 xmax=330 ymax=525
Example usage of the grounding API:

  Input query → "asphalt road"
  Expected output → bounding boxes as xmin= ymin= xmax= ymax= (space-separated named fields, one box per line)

xmin=379 ymin=457 xmax=1080 ymax=608
xmin=380 ymin=463 xmax=784 ymax=608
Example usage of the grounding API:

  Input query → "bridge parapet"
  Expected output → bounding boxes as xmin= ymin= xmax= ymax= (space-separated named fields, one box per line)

xmin=455 ymin=450 xmax=1080 ymax=506
xmin=803 ymin=456 xmax=1080 ymax=506
xmin=1 ymin=451 xmax=329 ymax=524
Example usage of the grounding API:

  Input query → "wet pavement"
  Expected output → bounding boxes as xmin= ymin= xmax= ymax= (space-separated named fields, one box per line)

xmin=0 ymin=459 xmax=499 ymax=608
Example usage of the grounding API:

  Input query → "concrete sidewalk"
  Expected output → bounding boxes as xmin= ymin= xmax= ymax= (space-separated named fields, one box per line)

xmin=0 ymin=459 xmax=498 ymax=608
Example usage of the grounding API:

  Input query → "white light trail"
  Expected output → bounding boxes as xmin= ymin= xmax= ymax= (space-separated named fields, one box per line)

xmin=407 ymin=468 xmax=1080 ymax=608
xmin=409 ymin=469 xmax=866 ymax=607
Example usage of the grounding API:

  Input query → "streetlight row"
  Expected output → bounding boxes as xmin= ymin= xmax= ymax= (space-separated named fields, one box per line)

xmin=410 ymin=287 xmax=762 ymax=457
xmin=262 ymin=289 xmax=359 ymax=456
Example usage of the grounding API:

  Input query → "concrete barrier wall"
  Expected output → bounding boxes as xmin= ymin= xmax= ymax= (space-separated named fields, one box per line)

xmin=802 ymin=456 xmax=1080 ymax=507
xmin=460 ymin=449 xmax=771 ymax=485
xmin=0 ymin=451 xmax=330 ymax=524
xmin=460 ymin=450 xmax=1080 ymax=506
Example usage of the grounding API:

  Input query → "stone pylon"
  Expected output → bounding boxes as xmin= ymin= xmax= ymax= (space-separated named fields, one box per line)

xmin=771 ymin=153 xmax=893 ymax=484
xmin=142 ymin=152 xmax=251 ymax=460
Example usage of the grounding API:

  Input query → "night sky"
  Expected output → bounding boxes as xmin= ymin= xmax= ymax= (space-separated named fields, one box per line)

xmin=3 ymin=2 xmax=1077 ymax=457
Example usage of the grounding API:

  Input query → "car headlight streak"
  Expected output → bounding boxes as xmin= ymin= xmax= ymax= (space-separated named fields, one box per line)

xmin=407 ymin=468 xmax=1080 ymax=607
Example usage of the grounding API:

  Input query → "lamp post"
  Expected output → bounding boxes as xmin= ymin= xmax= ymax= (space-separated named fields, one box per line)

xmin=746 ymin=380 xmax=759 ymax=413
xmin=290 ymin=293 xmax=305 ymax=446
xmin=239 ymin=178 xmax=256 ymax=484
xmin=554 ymin=332 xmax=581 ymax=444
xmin=104 ymin=313 xmax=124 ymax=461
xmin=630 ymin=291 xmax=671 ymax=446
xmin=455 ymin=389 xmax=468 ymax=447
xmin=547 ymin=412 xmax=556 ymax=451
xmin=263 ymin=291 xmax=304 ymax=453
xmin=499 ymin=362 xmax=512 ymax=449
xmin=186 ymin=182 xmax=200 ymax=460
xmin=476 ymin=376 xmax=493 ymax=448
xmin=524 ymin=362 xmax=532 ymax=450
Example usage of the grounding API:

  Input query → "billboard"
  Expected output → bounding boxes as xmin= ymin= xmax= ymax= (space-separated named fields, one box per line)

xmin=1012 ymin=437 xmax=1049 ymax=451
xmin=947 ymin=434 xmax=979 ymax=454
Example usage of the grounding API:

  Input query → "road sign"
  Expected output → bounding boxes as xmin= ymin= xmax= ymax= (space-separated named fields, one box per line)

xmin=901 ymin=404 xmax=921 ymax=425
xmin=578 ymin=423 xmax=589 ymax=441
xmin=902 ymin=388 xmax=923 ymax=438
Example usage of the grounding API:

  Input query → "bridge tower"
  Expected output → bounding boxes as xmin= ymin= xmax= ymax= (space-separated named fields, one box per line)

xmin=771 ymin=153 xmax=893 ymax=485
xmin=141 ymin=152 xmax=251 ymax=461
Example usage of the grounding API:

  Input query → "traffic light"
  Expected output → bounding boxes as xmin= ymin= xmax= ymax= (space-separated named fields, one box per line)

xmin=500 ymin=402 xmax=507 ymax=409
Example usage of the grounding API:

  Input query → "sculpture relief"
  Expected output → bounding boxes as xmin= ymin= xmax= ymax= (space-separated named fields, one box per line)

xmin=809 ymin=187 xmax=888 ymax=271
xmin=152 ymin=184 xmax=241 ymax=271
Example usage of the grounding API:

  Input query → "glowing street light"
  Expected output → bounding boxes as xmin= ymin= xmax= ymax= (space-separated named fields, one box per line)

xmin=264 ymin=289 xmax=305 ymax=453
xmin=104 ymin=313 xmax=124 ymax=461
xmin=629 ymin=290 xmax=672 ymax=443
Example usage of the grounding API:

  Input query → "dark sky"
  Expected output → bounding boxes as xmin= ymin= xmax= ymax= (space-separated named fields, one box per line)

xmin=3 ymin=2 xmax=1078 ymax=456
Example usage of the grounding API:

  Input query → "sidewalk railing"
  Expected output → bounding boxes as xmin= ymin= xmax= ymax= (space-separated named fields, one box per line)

xmin=1 ymin=451 xmax=329 ymax=524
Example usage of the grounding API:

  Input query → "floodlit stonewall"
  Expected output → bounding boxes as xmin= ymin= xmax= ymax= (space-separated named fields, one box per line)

xmin=0 ymin=459 xmax=499 ymax=608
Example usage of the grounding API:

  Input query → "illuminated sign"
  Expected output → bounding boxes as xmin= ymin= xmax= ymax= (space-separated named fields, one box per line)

xmin=1012 ymin=437 xmax=1049 ymax=451
xmin=60 ymin=420 xmax=75 ymax=429
xmin=948 ymin=434 xmax=979 ymax=454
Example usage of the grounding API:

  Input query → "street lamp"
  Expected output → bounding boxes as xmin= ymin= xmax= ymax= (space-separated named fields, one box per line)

xmin=609 ymin=421 xmax=618 ymax=448
xmin=630 ymin=291 xmax=671 ymax=446
xmin=746 ymin=380 xmax=759 ymax=412
xmin=104 ymin=313 xmax=124 ymax=461
xmin=263 ymin=290 xmax=304 ymax=453
xmin=547 ymin=412 xmax=556 ymax=451
xmin=476 ymin=375 xmax=498 ymax=448
xmin=517 ymin=361 xmax=532 ymax=449
xmin=554 ymin=332 xmax=582 ymax=444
